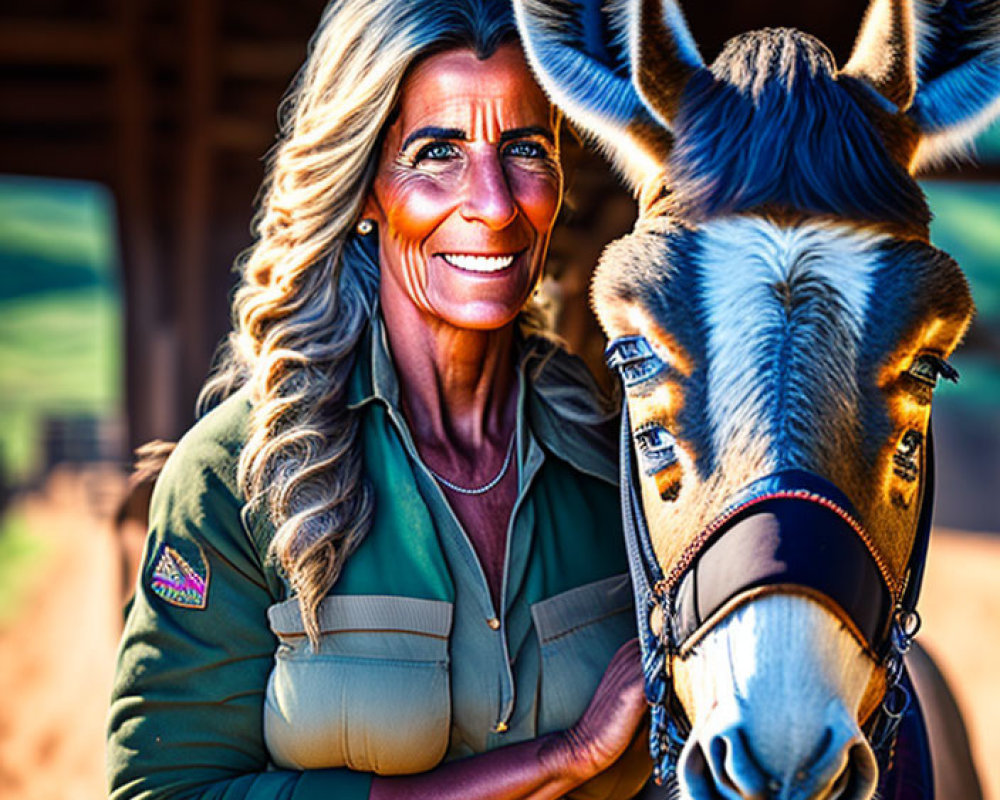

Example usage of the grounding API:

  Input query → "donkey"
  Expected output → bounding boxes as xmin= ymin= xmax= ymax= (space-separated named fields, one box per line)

xmin=515 ymin=0 xmax=997 ymax=797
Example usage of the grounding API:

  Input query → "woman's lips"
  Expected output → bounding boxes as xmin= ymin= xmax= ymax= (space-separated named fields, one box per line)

xmin=438 ymin=252 xmax=521 ymax=273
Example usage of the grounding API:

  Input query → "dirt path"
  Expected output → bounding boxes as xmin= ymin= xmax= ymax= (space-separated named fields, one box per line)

xmin=0 ymin=471 xmax=121 ymax=800
xmin=919 ymin=529 xmax=1000 ymax=800
xmin=0 ymin=473 xmax=996 ymax=799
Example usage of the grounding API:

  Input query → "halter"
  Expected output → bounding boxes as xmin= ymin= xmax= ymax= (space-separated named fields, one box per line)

xmin=611 ymin=362 xmax=935 ymax=794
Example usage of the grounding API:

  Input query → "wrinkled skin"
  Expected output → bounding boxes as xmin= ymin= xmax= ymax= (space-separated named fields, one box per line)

xmin=367 ymin=45 xmax=562 ymax=333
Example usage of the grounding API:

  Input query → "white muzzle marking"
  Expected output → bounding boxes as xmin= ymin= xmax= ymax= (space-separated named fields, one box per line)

xmin=676 ymin=593 xmax=880 ymax=799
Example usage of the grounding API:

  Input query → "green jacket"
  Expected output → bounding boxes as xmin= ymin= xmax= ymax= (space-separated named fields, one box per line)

xmin=107 ymin=321 xmax=633 ymax=799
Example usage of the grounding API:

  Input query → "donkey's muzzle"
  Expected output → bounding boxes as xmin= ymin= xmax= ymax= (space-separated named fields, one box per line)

xmin=670 ymin=471 xmax=892 ymax=654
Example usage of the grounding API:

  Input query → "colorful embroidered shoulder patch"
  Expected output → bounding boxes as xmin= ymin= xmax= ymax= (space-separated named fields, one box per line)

xmin=150 ymin=543 xmax=209 ymax=609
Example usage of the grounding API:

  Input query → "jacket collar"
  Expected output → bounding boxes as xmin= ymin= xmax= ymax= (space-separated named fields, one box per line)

xmin=347 ymin=312 xmax=618 ymax=486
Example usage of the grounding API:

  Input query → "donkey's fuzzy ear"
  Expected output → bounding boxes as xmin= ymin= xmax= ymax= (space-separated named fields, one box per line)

xmin=906 ymin=0 xmax=1000 ymax=170
xmin=630 ymin=0 xmax=704 ymax=127
xmin=513 ymin=0 xmax=672 ymax=189
xmin=842 ymin=0 xmax=917 ymax=110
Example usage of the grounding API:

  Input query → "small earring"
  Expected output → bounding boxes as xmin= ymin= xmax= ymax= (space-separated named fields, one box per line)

xmin=356 ymin=218 xmax=374 ymax=236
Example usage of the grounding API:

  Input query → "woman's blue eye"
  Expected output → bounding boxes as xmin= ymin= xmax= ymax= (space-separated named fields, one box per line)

xmin=413 ymin=142 xmax=459 ymax=163
xmin=503 ymin=140 xmax=546 ymax=159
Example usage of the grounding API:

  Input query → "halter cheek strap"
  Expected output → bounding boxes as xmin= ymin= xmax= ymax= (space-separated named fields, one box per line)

xmin=618 ymin=404 xmax=688 ymax=783
xmin=618 ymin=402 xmax=665 ymax=642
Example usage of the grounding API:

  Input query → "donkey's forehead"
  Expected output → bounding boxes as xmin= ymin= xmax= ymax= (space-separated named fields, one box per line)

xmin=594 ymin=216 xmax=970 ymax=356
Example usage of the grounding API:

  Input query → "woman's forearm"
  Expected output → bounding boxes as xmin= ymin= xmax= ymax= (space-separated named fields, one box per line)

xmin=369 ymin=731 xmax=586 ymax=800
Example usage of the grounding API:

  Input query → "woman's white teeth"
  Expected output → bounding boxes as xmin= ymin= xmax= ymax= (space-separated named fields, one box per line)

xmin=442 ymin=253 xmax=516 ymax=272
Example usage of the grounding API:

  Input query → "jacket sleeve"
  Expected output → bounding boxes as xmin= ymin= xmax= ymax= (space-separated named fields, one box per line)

xmin=106 ymin=405 xmax=374 ymax=800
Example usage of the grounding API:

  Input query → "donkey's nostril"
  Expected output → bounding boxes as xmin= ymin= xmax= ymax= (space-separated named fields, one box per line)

xmin=714 ymin=734 xmax=757 ymax=798
xmin=679 ymin=726 xmax=767 ymax=799
xmin=827 ymin=741 xmax=879 ymax=800
xmin=678 ymin=722 xmax=879 ymax=800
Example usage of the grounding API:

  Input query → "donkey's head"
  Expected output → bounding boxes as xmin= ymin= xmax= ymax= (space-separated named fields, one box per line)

xmin=517 ymin=0 xmax=995 ymax=796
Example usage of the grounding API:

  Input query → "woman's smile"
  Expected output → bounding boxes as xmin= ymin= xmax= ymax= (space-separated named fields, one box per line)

xmin=437 ymin=251 xmax=522 ymax=274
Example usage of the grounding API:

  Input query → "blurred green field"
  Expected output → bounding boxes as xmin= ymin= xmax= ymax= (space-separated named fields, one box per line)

xmin=925 ymin=181 xmax=1000 ymax=322
xmin=0 ymin=289 xmax=121 ymax=479
xmin=976 ymin=119 xmax=1000 ymax=162
xmin=924 ymin=181 xmax=1000 ymax=412
xmin=0 ymin=177 xmax=121 ymax=482
xmin=0 ymin=177 xmax=115 ymax=300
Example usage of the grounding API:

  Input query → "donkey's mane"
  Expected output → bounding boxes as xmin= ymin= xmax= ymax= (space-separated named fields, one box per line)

xmin=666 ymin=29 xmax=929 ymax=229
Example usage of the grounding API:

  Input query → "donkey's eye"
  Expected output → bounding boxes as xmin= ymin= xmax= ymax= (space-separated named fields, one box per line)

xmin=907 ymin=353 xmax=959 ymax=388
xmin=634 ymin=424 xmax=678 ymax=475
xmin=605 ymin=336 xmax=665 ymax=389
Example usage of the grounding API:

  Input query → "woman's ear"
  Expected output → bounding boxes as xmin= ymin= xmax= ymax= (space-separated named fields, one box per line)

xmin=358 ymin=192 xmax=383 ymax=235
xmin=363 ymin=191 xmax=379 ymax=220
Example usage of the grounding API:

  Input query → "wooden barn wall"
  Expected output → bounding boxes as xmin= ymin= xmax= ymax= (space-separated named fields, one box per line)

xmin=2 ymin=0 xmax=942 ymax=454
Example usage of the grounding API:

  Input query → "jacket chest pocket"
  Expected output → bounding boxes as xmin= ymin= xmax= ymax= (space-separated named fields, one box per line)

xmin=531 ymin=574 xmax=635 ymax=733
xmin=264 ymin=594 xmax=453 ymax=775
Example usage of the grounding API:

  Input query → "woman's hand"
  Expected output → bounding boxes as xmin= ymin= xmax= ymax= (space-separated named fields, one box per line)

xmin=370 ymin=639 xmax=649 ymax=800
xmin=558 ymin=638 xmax=649 ymax=784
xmin=565 ymin=719 xmax=652 ymax=800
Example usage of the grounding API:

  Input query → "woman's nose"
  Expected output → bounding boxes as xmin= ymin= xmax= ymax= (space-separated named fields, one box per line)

xmin=459 ymin=152 xmax=518 ymax=230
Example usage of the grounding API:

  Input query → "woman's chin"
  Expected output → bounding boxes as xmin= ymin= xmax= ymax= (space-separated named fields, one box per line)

xmin=418 ymin=279 xmax=536 ymax=332
xmin=423 ymin=299 xmax=526 ymax=332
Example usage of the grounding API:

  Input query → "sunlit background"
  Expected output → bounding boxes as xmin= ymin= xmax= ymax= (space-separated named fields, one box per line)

xmin=0 ymin=2 xmax=998 ymax=799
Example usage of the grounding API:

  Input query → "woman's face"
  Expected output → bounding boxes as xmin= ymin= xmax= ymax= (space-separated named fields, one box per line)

xmin=365 ymin=43 xmax=562 ymax=331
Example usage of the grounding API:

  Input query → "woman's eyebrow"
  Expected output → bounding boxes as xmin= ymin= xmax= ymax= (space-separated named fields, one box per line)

xmin=401 ymin=126 xmax=466 ymax=150
xmin=499 ymin=126 xmax=554 ymax=144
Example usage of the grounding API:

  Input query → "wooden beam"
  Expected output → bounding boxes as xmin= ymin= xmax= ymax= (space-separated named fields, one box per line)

xmin=0 ymin=140 xmax=113 ymax=182
xmin=0 ymin=85 xmax=113 ymax=125
xmin=0 ymin=22 xmax=118 ymax=66
xmin=220 ymin=41 xmax=305 ymax=80
xmin=922 ymin=163 xmax=1000 ymax=183
xmin=112 ymin=0 xmax=170 ymax=451
xmin=211 ymin=114 xmax=275 ymax=153
xmin=175 ymin=0 xmax=218 ymax=421
xmin=144 ymin=31 xmax=304 ymax=80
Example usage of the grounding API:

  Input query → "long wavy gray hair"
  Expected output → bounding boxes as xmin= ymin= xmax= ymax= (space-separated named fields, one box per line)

xmin=199 ymin=0 xmax=539 ymax=645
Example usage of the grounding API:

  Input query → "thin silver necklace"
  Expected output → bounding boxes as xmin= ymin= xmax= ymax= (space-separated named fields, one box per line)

xmin=426 ymin=432 xmax=517 ymax=495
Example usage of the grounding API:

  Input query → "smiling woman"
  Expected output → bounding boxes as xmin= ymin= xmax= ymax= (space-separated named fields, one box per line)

xmin=106 ymin=1 xmax=651 ymax=799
